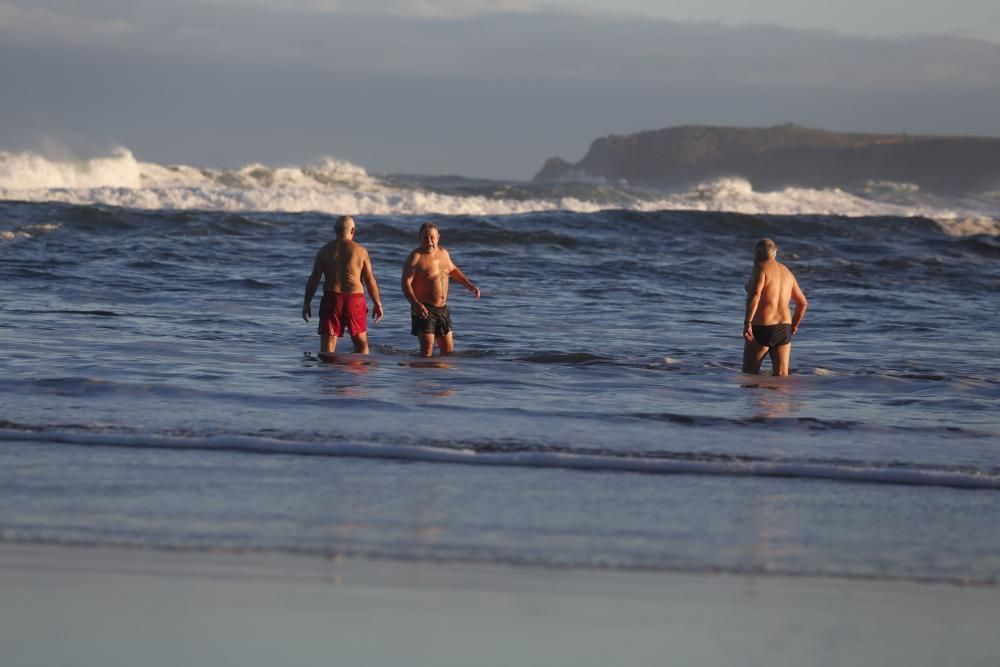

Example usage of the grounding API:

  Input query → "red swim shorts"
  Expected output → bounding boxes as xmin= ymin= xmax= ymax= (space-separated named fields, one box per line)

xmin=318 ymin=292 xmax=368 ymax=337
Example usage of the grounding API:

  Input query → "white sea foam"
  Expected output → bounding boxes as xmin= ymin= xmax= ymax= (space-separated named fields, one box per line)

xmin=863 ymin=180 xmax=921 ymax=194
xmin=1 ymin=148 xmax=998 ymax=235
xmin=0 ymin=147 xmax=143 ymax=189
xmin=0 ymin=223 xmax=61 ymax=243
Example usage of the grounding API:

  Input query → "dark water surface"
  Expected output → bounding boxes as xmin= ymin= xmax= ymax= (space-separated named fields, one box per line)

xmin=2 ymin=201 xmax=999 ymax=581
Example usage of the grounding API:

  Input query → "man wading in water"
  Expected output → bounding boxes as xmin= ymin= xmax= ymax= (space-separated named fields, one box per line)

xmin=401 ymin=223 xmax=480 ymax=357
xmin=302 ymin=215 xmax=383 ymax=354
xmin=742 ymin=238 xmax=808 ymax=376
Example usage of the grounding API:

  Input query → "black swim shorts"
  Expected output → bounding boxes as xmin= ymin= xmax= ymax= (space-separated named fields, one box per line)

xmin=411 ymin=303 xmax=452 ymax=337
xmin=751 ymin=323 xmax=792 ymax=347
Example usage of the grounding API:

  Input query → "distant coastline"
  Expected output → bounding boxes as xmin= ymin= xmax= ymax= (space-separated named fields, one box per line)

xmin=533 ymin=124 xmax=1000 ymax=193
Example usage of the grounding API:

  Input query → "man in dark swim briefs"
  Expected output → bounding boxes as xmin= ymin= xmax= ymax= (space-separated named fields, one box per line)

xmin=751 ymin=322 xmax=792 ymax=349
xmin=302 ymin=215 xmax=383 ymax=354
xmin=742 ymin=238 xmax=808 ymax=376
xmin=401 ymin=223 xmax=480 ymax=357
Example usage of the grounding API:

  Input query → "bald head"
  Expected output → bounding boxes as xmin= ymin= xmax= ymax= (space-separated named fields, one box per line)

xmin=754 ymin=238 xmax=778 ymax=262
xmin=335 ymin=215 xmax=356 ymax=238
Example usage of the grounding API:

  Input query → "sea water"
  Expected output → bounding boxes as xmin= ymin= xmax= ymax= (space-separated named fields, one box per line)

xmin=1 ymin=151 xmax=999 ymax=582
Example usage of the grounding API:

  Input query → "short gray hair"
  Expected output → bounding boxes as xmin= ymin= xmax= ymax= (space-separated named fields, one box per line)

xmin=334 ymin=215 xmax=355 ymax=237
xmin=754 ymin=238 xmax=777 ymax=261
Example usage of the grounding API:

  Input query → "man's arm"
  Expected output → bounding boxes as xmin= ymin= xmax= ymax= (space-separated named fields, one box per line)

xmin=447 ymin=252 xmax=480 ymax=299
xmin=401 ymin=252 xmax=429 ymax=318
xmin=743 ymin=264 xmax=764 ymax=341
xmin=302 ymin=253 xmax=323 ymax=322
xmin=362 ymin=252 xmax=384 ymax=322
xmin=790 ymin=277 xmax=808 ymax=334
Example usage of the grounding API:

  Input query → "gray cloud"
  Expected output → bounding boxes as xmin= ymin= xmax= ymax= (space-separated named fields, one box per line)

xmin=0 ymin=2 xmax=133 ymax=44
xmin=1 ymin=1 xmax=999 ymax=178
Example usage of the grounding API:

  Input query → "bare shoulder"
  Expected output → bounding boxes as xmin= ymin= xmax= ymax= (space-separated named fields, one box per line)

xmin=403 ymin=248 xmax=422 ymax=270
xmin=316 ymin=241 xmax=337 ymax=261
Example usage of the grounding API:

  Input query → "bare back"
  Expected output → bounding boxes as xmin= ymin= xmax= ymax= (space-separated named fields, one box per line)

xmin=315 ymin=239 xmax=369 ymax=294
xmin=403 ymin=247 xmax=455 ymax=307
xmin=742 ymin=243 xmax=808 ymax=376
xmin=747 ymin=259 xmax=798 ymax=325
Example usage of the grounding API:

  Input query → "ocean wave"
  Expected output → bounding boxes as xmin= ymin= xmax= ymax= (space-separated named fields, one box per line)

xmin=1 ymin=148 xmax=999 ymax=235
xmin=1 ymin=425 xmax=998 ymax=491
xmin=514 ymin=352 xmax=612 ymax=364
xmin=0 ymin=222 xmax=61 ymax=242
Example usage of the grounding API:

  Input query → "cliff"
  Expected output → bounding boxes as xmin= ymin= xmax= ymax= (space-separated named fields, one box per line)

xmin=532 ymin=125 xmax=1000 ymax=193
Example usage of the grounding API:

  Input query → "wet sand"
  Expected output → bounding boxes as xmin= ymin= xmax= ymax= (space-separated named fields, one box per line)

xmin=1 ymin=543 xmax=998 ymax=666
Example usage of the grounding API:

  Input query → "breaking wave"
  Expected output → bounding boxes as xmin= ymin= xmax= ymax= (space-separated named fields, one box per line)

xmin=1 ymin=147 xmax=998 ymax=235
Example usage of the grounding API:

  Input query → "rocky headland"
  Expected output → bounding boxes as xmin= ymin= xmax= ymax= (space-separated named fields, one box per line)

xmin=533 ymin=124 xmax=1000 ymax=193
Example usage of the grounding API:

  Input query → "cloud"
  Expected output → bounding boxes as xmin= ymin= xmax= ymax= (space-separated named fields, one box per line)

xmin=5 ymin=1 xmax=999 ymax=87
xmin=0 ymin=2 xmax=133 ymax=44
xmin=258 ymin=0 xmax=543 ymax=18
xmin=1 ymin=1 xmax=999 ymax=177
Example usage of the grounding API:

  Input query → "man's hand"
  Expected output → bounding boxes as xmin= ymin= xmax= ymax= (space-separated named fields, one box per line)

xmin=412 ymin=303 xmax=429 ymax=319
xmin=468 ymin=284 xmax=481 ymax=299
xmin=302 ymin=303 xmax=311 ymax=322
xmin=743 ymin=321 xmax=754 ymax=342
xmin=372 ymin=302 xmax=384 ymax=323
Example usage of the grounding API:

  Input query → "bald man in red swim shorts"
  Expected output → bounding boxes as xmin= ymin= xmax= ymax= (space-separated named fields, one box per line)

xmin=302 ymin=216 xmax=383 ymax=354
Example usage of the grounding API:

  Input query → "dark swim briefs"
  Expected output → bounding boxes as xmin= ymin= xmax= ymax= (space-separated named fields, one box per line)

xmin=751 ymin=323 xmax=792 ymax=348
xmin=411 ymin=303 xmax=452 ymax=337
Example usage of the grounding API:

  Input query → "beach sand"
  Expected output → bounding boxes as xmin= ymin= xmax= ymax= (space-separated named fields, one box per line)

xmin=1 ymin=542 xmax=997 ymax=666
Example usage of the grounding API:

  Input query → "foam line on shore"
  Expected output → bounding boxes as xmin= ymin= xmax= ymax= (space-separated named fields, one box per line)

xmin=3 ymin=427 xmax=998 ymax=490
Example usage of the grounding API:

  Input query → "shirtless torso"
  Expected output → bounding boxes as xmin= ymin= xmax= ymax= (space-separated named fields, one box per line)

xmin=314 ymin=239 xmax=369 ymax=295
xmin=742 ymin=248 xmax=807 ymax=376
xmin=404 ymin=246 xmax=456 ymax=307
xmin=745 ymin=259 xmax=799 ymax=327
xmin=401 ymin=224 xmax=479 ymax=357
xmin=302 ymin=217 xmax=382 ymax=354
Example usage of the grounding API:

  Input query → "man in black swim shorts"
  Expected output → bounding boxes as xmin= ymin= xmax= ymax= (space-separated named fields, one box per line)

xmin=411 ymin=302 xmax=453 ymax=338
xmin=742 ymin=239 xmax=808 ymax=376
xmin=401 ymin=223 xmax=480 ymax=357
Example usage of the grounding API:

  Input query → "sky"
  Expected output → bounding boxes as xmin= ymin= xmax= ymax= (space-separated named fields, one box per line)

xmin=2 ymin=0 xmax=1000 ymax=179
xmin=562 ymin=1 xmax=1000 ymax=43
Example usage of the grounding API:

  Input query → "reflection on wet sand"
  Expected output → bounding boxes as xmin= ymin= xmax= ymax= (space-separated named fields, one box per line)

xmin=398 ymin=359 xmax=454 ymax=370
xmin=317 ymin=351 xmax=377 ymax=367
xmin=740 ymin=376 xmax=801 ymax=419
xmin=397 ymin=358 xmax=458 ymax=397
xmin=309 ymin=351 xmax=376 ymax=397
